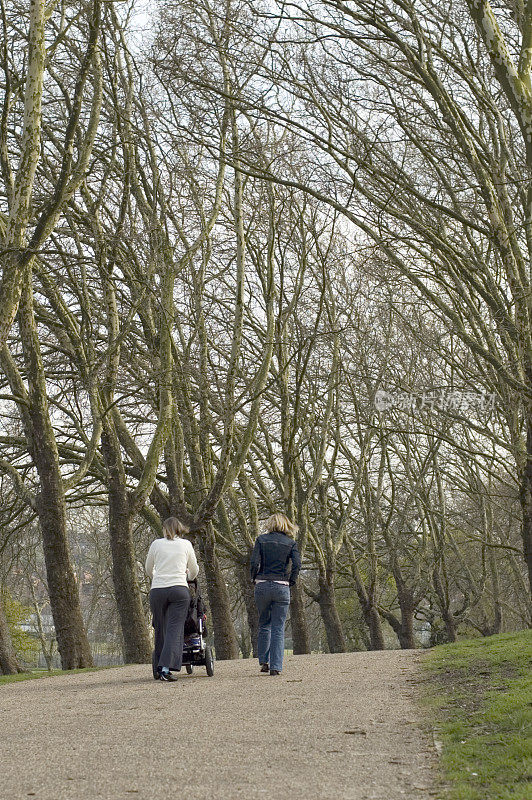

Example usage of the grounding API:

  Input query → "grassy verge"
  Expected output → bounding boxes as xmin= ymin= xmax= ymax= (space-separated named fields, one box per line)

xmin=0 ymin=664 xmax=125 ymax=686
xmin=424 ymin=629 xmax=532 ymax=800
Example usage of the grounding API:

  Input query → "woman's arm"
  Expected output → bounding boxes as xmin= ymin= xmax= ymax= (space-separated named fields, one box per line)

xmin=186 ymin=541 xmax=199 ymax=581
xmin=145 ymin=541 xmax=156 ymax=579
xmin=249 ymin=538 xmax=261 ymax=582
xmin=289 ymin=540 xmax=302 ymax=585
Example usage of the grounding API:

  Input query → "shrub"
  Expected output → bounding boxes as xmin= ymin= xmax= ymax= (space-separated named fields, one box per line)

xmin=1 ymin=591 xmax=40 ymax=665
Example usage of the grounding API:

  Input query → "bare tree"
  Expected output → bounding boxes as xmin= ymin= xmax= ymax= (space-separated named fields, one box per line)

xmin=200 ymin=0 xmax=532 ymax=599
xmin=0 ymin=0 xmax=102 ymax=346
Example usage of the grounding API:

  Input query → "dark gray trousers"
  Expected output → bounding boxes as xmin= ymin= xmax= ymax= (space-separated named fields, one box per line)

xmin=149 ymin=585 xmax=190 ymax=677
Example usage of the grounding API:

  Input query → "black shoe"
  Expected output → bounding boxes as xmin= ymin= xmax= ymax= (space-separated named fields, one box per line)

xmin=260 ymin=663 xmax=269 ymax=673
xmin=270 ymin=669 xmax=281 ymax=676
xmin=154 ymin=669 xmax=175 ymax=679
xmin=158 ymin=671 xmax=178 ymax=681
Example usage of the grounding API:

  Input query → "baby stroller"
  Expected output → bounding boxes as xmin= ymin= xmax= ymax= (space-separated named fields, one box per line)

xmin=182 ymin=579 xmax=214 ymax=676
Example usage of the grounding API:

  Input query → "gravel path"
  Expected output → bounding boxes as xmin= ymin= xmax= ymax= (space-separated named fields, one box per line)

xmin=0 ymin=650 xmax=440 ymax=800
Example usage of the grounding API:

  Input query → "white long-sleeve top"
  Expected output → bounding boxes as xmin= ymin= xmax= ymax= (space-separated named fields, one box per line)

xmin=145 ymin=537 xmax=199 ymax=589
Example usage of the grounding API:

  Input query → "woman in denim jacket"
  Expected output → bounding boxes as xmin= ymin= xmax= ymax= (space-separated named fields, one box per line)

xmin=250 ymin=513 xmax=301 ymax=675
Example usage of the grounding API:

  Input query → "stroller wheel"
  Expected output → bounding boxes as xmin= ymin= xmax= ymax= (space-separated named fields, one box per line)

xmin=205 ymin=645 xmax=215 ymax=677
xmin=186 ymin=664 xmax=193 ymax=675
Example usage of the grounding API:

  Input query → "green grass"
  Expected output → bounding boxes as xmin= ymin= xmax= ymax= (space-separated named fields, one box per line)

xmin=424 ymin=629 xmax=532 ymax=800
xmin=0 ymin=664 xmax=125 ymax=686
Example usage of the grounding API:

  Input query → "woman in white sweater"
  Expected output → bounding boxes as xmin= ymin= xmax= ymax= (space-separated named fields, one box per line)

xmin=145 ymin=517 xmax=199 ymax=681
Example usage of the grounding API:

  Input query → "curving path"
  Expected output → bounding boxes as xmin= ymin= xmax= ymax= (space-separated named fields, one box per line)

xmin=0 ymin=650 xmax=441 ymax=800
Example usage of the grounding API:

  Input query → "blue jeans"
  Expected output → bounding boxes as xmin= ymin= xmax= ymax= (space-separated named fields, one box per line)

xmin=254 ymin=581 xmax=290 ymax=671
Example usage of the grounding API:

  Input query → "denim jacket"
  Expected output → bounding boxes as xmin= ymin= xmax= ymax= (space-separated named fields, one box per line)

xmin=250 ymin=531 xmax=302 ymax=585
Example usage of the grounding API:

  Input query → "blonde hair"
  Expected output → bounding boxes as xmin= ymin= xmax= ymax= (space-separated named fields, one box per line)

xmin=162 ymin=516 xmax=189 ymax=540
xmin=265 ymin=512 xmax=298 ymax=538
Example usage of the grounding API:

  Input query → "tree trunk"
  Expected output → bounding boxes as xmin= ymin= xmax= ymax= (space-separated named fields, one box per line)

xmin=290 ymin=581 xmax=311 ymax=654
xmin=486 ymin=503 xmax=503 ymax=635
xmin=200 ymin=527 xmax=239 ymax=660
xmin=17 ymin=279 xmax=93 ymax=670
xmin=238 ymin=630 xmax=252 ymax=658
xmin=318 ymin=573 xmax=346 ymax=653
xmin=35 ymin=481 xmax=93 ymax=669
xmin=101 ymin=428 xmax=152 ymax=664
xmin=440 ymin=605 xmax=457 ymax=643
xmin=0 ymin=596 xmax=22 ymax=675
xmin=432 ymin=567 xmax=457 ymax=643
xmin=237 ymin=562 xmax=258 ymax=657
xmin=31 ymin=424 xmax=93 ymax=669
xmin=519 ymin=414 xmax=532 ymax=604
xmin=28 ymin=582 xmax=55 ymax=670
xmin=367 ymin=605 xmax=385 ymax=650
xmin=347 ymin=548 xmax=385 ymax=650
xmin=379 ymin=590 xmax=417 ymax=650
xmin=397 ymin=591 xmax=416 ymax=649
xmin=487 ymin=556 xmax=503 ymax=636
